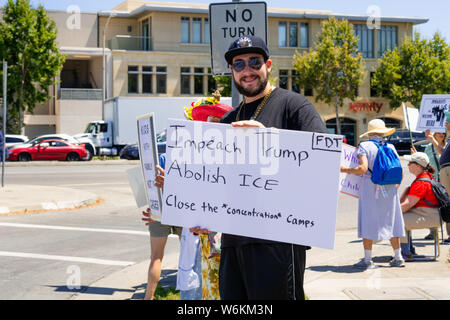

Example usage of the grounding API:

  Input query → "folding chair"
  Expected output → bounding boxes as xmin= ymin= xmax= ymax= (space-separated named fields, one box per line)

xmin=407 ymin=227 xmax=440 ymax=261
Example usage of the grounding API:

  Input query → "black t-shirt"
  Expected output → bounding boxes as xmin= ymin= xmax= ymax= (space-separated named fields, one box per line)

xmin=440 ymin=138 xmax=450 ymax=166
xmin=220 ymin=87 xmax=328 ymax=248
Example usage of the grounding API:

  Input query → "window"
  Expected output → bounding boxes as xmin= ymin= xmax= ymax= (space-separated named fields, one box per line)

xmin=194 ymin=67 xmax=204 ymax=94
xmin=370 ymin=71 xmax=389 ymax=97
xmin=378 ymin=25 xmax=397 ymax=57
xmin=181 ymin=17 xmax=190 ymax=43
xmin=292 ymin=70 xmax=300 ymax=93
xmin=156 ymin=66 xmax=167 ymax=94
xmin=204 ymin=18 xmax=210 ymax=44
xmin=128 ymin=66 xmax=138 ymax=93
xmin=279 ymin=69 xmax=309 ymax=95
xmin=279 ymin=22 xmax=309 ymax=48
xmin=181 ymin=67 xmax=191 ymax=94
xmin=207 ymin=68 xmax=216 ymax=94
xmin=142 ymin=66 xmax=153 ymax=94
xmin=304 ymin=87 xmax=313 ymax=96
xmin=289 ymin=22 xmax=298 ymax=47
xmin=141 ymin=19 xmax=150 ymax=51
xmin=278 ymin=22 xmax=287 ymax=47
xmin=300 ymin=23 xmax=309 ymax=48
xmin=354 ymin=25 xmax=374 ymax=58
xmin=181 ymin=16 xmax=209 ymax=44
xmin=54 ymin=141 xmax=68 ymax=147
xmin=279 ymin=70 xmax=289 ymax=89
xmin=192 ymin=18 xmax=202 ymax=44
xmin=180 ymin=67 xmax=209 ymax=95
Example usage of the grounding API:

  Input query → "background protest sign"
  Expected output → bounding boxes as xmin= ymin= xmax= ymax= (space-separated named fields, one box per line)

xmin=136 ymin=113 xmax=162 ymax=221
xmin=416 ymin=94 xmax=450 ymax=132
xmin=161 ymin=119 xmax=343 ymax=250
xmin=402 ymin=102 xmax=420 ymax=132
xmin=339 ymin=144 xmax=361 ymax=198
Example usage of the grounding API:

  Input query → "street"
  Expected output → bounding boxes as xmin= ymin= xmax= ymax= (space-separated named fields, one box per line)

xmin=0 ymin=163 xmax=180 ymax=299
xmin=0 ymin=160 xmax=415 ymax=299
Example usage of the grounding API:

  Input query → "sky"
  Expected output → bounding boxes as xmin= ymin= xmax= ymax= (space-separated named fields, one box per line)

xmin=1 ymin=0 xmax=449 ymax=41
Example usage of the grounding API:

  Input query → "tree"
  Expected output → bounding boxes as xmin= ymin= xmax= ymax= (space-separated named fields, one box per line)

xmin=213 ymin=75 xmax=232 ymax=97
xmin=372 ymin=31 xmax=450 ymax=109
xmin=0 ymin=0 xmax=65 ymax=134
xmin=293 ymin=17 xmax=365 ymax=135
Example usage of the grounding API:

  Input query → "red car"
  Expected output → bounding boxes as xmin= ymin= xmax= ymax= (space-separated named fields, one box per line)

xmin=7 ymin=139 xmax=87 ymax=162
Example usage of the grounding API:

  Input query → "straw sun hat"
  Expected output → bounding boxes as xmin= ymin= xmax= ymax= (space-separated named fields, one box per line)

xmin=359 ymin=119 xmax=396 ymax=138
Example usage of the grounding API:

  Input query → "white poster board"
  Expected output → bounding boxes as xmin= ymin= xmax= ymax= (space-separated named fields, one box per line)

xmin=339 ymin=144 xmax=361 ymax=198
xmin=416 ymin=94 xmax=450 ymax=132
xmin=209 ymin=1 xmax=267 ymax=75
xmin=402 ymin=102 xmax=420 ymax=132
xmin=161 ymin=119 xmax=343 ymax=250
xmin=137 ymin=113 xmax=163 ymax=221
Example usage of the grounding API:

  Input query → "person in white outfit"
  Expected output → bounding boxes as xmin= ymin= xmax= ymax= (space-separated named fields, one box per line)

xmin=340 ymin=119 xmax=406 ymax=269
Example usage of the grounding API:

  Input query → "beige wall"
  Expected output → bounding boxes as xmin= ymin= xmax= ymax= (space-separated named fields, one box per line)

xmin=56 ymin=100 xmax=102 ymax=134
xmin=48 ymin=11 xmax=98 ymax=47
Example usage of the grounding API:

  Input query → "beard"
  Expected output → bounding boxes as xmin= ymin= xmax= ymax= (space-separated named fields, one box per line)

xmin=233 ymin=74 xmax=268 ymax=98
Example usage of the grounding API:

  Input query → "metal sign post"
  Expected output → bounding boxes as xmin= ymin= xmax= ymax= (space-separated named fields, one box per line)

xmin=209 ymin=1 xmax=267 ymax=107
xmin=2 ymin=60 xmax=6 ymax=188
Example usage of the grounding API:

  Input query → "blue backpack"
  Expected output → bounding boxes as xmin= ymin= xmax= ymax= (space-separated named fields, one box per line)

xmin=368 ymin=140 xmax=403 ymax=185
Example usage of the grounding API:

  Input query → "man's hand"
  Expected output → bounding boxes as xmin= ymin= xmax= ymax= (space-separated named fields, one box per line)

xmin=154 ymin=165 xmax=165 ymax=189
xmin=231 ymin=120 xmax=265 ymax=128
xmin=142 ymin=208 xmax=156 ymax=226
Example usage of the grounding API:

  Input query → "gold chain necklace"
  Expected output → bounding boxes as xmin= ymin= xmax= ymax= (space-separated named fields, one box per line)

xmin=236 ymin=86 xmax=273 ymax=121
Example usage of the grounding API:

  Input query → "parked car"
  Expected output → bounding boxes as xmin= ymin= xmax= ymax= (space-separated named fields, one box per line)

xmin=5 ymin=134 xmax=29 ymax=148
xmin=156 ymin=130 xmax=167 ymax=155
xmin=119 ymin=143 xmax=139 ymax=160
xmin=8 ymin=133 xmax=93 ymax=160
xmin=7 ymin=139 xmax=87 ymax=162
xmin=119 ymin=130 xmax=167 ymax=160
xmin=385 ymin=129 xmax=427 ymax=155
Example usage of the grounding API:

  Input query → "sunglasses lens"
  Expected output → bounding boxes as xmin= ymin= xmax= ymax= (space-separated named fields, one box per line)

xmin=232 ymin=58 xmax=264 ymax=72
xmin=232 ymin=60 xmax=245 ymax=72
xmin=249 ymin=58 xmax=263 ymax=70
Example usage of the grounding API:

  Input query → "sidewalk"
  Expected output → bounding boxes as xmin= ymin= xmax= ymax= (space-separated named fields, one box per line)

xmin=69 ymin=227 xmax=450 ymax=300
xmin=0 ymin=184 xmax=101 ymax=215
xmin=1 ymin=183 xmax=449 ymax=300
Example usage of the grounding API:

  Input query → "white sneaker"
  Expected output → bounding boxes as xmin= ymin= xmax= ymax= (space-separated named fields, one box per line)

xmin=389 ymin=258 xmax=405 ymax=267
xmin=353 ymin=259 xmax=377 ymax=270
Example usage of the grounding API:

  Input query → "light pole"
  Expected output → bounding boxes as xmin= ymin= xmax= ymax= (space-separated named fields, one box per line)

xmin=102 ymin=13 xmax=116 ymax=120
xmin=2 ymin=60 xmax=7 ymax=188
xmin=231 ymin=0 xmax=241 ymax=108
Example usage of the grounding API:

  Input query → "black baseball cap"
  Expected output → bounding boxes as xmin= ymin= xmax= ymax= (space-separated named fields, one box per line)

xmin=224 ymin=35 xmax=270 ymax=65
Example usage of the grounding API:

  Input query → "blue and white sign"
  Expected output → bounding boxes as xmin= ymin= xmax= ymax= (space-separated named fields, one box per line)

xmin=416 ymin=94 xmax=450 ymax=132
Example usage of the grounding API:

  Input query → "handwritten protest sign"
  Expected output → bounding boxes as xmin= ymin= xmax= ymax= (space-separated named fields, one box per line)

xmin=339 ymin=144 xmax=361 ymax=198
xmin=161 ymin=119 xmax=343 ymax=250
xmin=137 ymin=113 xmax=162 ymax=221
xmin=416 ymin=94 xmax=450 ymax=132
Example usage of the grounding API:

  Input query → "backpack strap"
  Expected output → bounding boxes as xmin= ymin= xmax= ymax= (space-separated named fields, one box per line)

xmin=367 ymin=139 xmax=382 ymax=174
xmin=412 ymin=178 xmax=439 ymax=208
xmin=431 ymin=145 xmax=441 ymax=174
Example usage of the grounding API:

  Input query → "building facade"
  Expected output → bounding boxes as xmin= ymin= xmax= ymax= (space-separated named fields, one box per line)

xmin=23 ymin=1 xmax=427 ymax=145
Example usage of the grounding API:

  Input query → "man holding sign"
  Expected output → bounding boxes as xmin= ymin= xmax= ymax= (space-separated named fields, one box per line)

xmin=215 ymin=36 xmax=328 ymax=300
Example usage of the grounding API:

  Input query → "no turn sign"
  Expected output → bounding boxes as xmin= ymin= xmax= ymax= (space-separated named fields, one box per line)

xmin=209 ymin=2 xmax=267 ymax=75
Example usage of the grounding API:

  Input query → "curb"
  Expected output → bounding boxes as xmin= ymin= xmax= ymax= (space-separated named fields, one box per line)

xmin=0 ymin=197 xmax=104 ymax=216
xmin=4 ymin=160 xmax=140 ymax=167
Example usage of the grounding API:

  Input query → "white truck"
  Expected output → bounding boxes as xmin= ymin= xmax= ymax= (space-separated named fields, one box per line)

xmin=73 ymin=96 xmax=232 ymax=156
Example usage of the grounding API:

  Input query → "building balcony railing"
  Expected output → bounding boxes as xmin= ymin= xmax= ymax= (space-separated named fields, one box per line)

xmin=107 ymin=35 xmax=153 ymax=51
xmin=58 ymin=88 xmax=102 ymax=100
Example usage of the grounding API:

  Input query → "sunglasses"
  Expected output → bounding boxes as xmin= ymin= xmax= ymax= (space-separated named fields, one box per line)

xmin=231 ymin=57 xmax=264 ymax=73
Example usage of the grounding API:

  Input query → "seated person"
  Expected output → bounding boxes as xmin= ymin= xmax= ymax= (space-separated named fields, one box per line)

xmin=400 ymin=152 xmax=442 ymax=260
